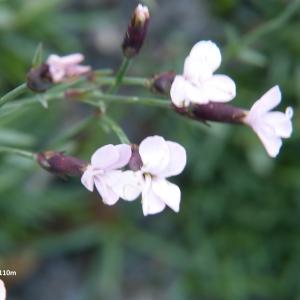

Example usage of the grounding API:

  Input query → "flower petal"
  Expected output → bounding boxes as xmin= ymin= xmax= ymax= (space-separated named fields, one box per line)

xmin=184 ymin=40 xmax=222 ymax=80
xmin=91 ymin=144 xmax=119 ymax=171
xmin=0 ymin=279 xmax=6 ymax=300
xmin=159 ymin=141 xmax=187 ymax=178
xmin=81 ymin=165 xmax=94 ymax=192
xmin=184 ymin=80 xmax=210 ymax=104
xmin=252 ymin=121 xmax=282 ymax=157
xmin=264 ymin=111 xmax=293 ymax=138
xmin=152 ymin=179 xmax=181 ymax=212
xmin=55 ymin=53 xmax=84 ymax=65
xmin=203 ymin=74 xmax=236 ymax=102
xmin=142 ymin=181 xmax=166 ymax=216
xmin=112 ymin=171 xmax=142 ymax=201
xmin=250 ymin=86 xmax=281 ymax=117
xmin=139 ymin=136 xmax=170 ymax=175
xmin=94 ymin=176 xmax=119 ymax=205
xmin=170 ymin=75 xmax=190 ymax=108
xmin=106 ymin=144 xmax=132 ymax=171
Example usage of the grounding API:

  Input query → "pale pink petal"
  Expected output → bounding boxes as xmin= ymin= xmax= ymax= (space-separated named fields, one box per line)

xmin=142 ymin=187 xmax=166 ymax=216
xmin=185 ymin=40 xmax=222 ymax=79
xmin=81 ymin=165 xmax=94 ymax=192
xmin=183 ymin=55 xmax=213 ymax=81
xmin=48 ymin=65 xmax=65 ymax=83
xmin=91 ymin=145 xmax=119 ymax=171
xmin=57 ymin=53 xmax=84 ymax=65
xmin=141 ymin=174 xmax=165 ymax=216
xmin=94 ymin=176 xmax=119 ymax=205
xmin=203 ymin=74 xmax=236 ymax=102
xmin=264 ymin=111 xmax=293 ymax=138
xmin=112 ymin=170 xmax=142 ymax=201
xmin=159 ymin=141 xmax=187 ymax=178
xmin=65 ymin=65 xmax=91 ymax=77
xmin=0 ymin=280 xmax=6 ymax=300
xmin=152 ymin=179 xmax=181 ymax=212
xmin=170 ymin=75 xmax=190 ymax=108
xmin=252 ymin=121 xmax=282 ymax=157
xmin=250 ymin=86 xmax=281 ymax=117
xmin=106 ymin=144 xmax=132 ymax=171
xmin=139 ymin=136 xmax=170 ymax=175
xmin=184 ymin=80 xmax=210 ymax=104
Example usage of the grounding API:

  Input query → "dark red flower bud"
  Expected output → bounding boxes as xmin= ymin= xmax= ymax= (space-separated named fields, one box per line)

xmin=150 ymin=72 xmax=176 ymax=95
xmin=128 ymin=144 xmax=143 ymax=171
xmin=174 ymin=102 xmax=246 ymax=124
xmin=26 ymin=63 xmax=53 ymax=93
xmin=122 ymin=4 xmax=150 ymax=58
xmin=37 ymin=151 xmax=87 ymax=177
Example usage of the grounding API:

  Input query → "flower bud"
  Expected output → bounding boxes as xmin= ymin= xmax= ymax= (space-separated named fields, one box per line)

xmin=26 ymin=63 xmax=53 ymax=93
xmin=174 ymin=102 xmax=246 ymax=124
xmin=150 ymin=71 xmax=176 ymax=95
xmin=37 ymin=151 xmax=87 ymax=177
xmin=128 ymin=144 xmax=143 ymax=171
xmin=122 ymin=4 xmax=150 ymax=58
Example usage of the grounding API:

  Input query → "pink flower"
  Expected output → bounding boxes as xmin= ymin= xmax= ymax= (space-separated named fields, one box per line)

xmin=118 ymin=136 xmax=187 ymax=216
xmin=81 ymin=144 xmax=138 ymax=205
xmin=0 ymin=280 xmax=6 ymax=300
xmin=244 ymin=86 xmax=293 ymax=157
xmin=170 ymin=40 xmax=236 ymax=107
xmin=47 ymin=53 xmax=91 ymax=83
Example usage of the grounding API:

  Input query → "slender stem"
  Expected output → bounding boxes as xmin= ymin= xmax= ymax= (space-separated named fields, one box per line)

xmin=101 ymin=115 xmax=130 ymax=144
xmin=96 ymin=76 xmax=149 ymax=88
xmin=85 ymin=92 xmax=170 ymax=108
xmin=108 ymin=57 xmax=131 ymax=94
xmin=0 ymin=83 xmax=28 ymax=108
xmin=0 ymin=146 xmax=36 ymax=159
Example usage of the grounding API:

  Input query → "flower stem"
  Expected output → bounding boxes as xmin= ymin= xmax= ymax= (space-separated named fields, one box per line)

xmin=85 ymin=92 xmax=170 ymax=108
xmin=96 ymin=76 xmax=149 ymax=88
xmin=101 ymin=115 xmax=130 ymax=144
xmin=0 ymin=83 xmax=28 ymax=108
xmin=0 ymin=146 xmax=36 ymax=159
xmin=108 ymin=57 xmax=131 ymax=94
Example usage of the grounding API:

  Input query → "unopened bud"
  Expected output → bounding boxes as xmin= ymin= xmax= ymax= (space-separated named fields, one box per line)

xmin=26 ymin=64 xmax=53 ymax=93
xmin=174 ymin=102 xmax=246 ymax=124
xmin=150 ymin=72 xmax=176 ymax=95
xmin=128 ymin=144 xmax=143 ymax=171
xmin=37 ymin=151 xmax=87 ymax=177
xmin=122 ymin=4 xmax=150 ymax=58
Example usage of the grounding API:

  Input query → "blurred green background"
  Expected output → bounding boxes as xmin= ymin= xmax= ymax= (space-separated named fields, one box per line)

xmin=0 ymin=0 xmax=300 ymax=299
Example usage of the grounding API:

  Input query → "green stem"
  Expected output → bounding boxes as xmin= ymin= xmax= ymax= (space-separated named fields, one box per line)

xmin=101 ymin=115 xmax=130 ymax=144
xmin=0 ymin=146 xmax=36 ymax=159
xmin=96 ymin=76 xmax=149 ymax=88
xmin=85 ymin=92 xmax=170 ymax=108
xmin=108 ymin=57 xmax=131 ymax=94
xmin=0 ymin=83 xmax=28 ymax=108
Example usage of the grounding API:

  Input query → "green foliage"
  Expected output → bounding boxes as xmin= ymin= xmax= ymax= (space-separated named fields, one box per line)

xmin=0 ymin=1 xmax=300 ymax=299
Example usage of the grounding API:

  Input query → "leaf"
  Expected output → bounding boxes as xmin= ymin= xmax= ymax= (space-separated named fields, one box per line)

xmin=32 ymin=43 xmax=43 ymax=68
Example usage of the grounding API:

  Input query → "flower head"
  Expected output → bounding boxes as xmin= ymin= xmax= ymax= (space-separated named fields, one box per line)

xmin=0 ymin=280 xmax=6 ymax=300
xmin=81 ymin=144 xmax=137 ymax=205
xmin=118 ymin=136 xmax=187 ymax=216
xmin=244 ymin=85 xmax=293 ymax=157
xmin=170 ymin=40 xmax=236 ymax=107
xmin=47 ymin=53 xmax=91 ymax=83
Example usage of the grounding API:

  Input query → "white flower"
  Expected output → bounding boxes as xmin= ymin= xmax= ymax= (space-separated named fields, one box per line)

xmin=0 ymin=280 xmax=6 ymax=300
xmin=170 ymin=40 xmax=236 ymax=107
xmin=81 ymin=144 xmax=139 ymax=205
xmin=244 ymin=85 xmax=293 ymax=157
xmin=117 ymin=136 xmax=187 ymax=216
xmin=47 ymin=53 xmax=91 ymax=83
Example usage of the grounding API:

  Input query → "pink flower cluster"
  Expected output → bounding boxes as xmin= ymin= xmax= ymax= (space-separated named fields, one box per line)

xmin=170 ymin=40 xmax=293 ymax=157
xmin=81 ymin=136 xmax=186 ymax=216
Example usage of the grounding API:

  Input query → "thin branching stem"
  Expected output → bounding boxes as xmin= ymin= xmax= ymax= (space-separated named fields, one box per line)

xmin=0 ymin=146 xmax=36 ymax=159
xmin=0 ymin=83 xmax=28 ymax=108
